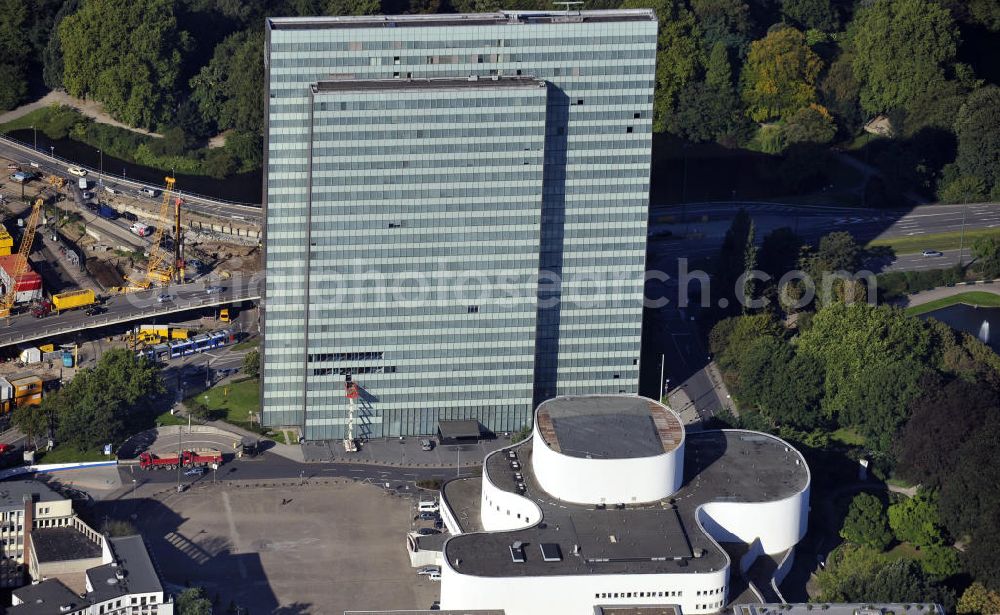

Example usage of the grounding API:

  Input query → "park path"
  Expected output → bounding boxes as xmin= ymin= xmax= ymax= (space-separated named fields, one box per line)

xmin=897 ymin=281 xmax=1000 ymax=308
xmin=0 ymin=90 xmax=162 ymax=138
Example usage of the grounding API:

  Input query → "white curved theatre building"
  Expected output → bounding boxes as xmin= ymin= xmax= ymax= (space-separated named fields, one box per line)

xmin=437 ymin=395 xmax=811 ymax=615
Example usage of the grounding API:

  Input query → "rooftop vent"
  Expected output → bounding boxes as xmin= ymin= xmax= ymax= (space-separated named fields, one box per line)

xmin=106 ymin=578 xmax=117 ymax=585
xmin=510 ymin=542 xmax=526 ymax=563
xmin=540 ymin=543 xmax=562 ymax=562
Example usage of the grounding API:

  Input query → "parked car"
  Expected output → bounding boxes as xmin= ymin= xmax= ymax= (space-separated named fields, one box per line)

xmin=922 ymin=249 xmax=943 ymax=257
xmin=416 ymin=528 xmax=441 ymax=535
xmin=428 ymin=570 xmax=441 ymax=581
xmin=205 ymin=286 xmax=225 ymax=294
xmin=121 ymin=211 xmax=138 ymax=222
xmin=85 ymin=202 xmax=100 ymax=212
xmin=139 ymin=187 xmax=158 ymax=197
xmin=416 ymin=566 xmax=440 ymax=576
xmin=184 ymin=467 xmax=205 ymax=476
xmin=415 ymin=511 xmax=439 ymax=521
xmin=157 ymin=294 xmax=172 ymax=303
xmin=81 ymin=191 xmax=94 ymax=200
xmin=67 ymin=166 xmax=87 ymax=177
xmin=420 ymin=438 xmax=434 ymax=451
xmin=85 ymin=306 xmax=106 ymax=316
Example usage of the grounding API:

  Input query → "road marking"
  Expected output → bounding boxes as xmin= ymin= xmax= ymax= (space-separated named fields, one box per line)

xmin=221 ymin=491 xmax=248 ymax=579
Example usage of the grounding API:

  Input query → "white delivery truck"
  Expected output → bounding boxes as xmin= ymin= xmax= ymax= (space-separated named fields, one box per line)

xmin=130 ymin=222 xmax=151 ymax=237
xmin=78 ymin=177 xmax=88 ymax=190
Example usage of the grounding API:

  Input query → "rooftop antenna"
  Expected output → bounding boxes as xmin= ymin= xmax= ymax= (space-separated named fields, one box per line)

xmin=553 ymin=1 xmax=583 ymax=11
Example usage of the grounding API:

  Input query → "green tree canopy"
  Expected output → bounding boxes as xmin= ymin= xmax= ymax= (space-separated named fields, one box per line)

xmin=954 ymin=86 xmax=1000 ymax=195
xmin=741 ymin=26 xmax=823 ymax=122
xmin=888 ymin=490 xmax=946 ymax=548
xmin=850 ymin=0 xmax=959 ymax=115
xmin=59 ymin=0 xmax=190 ymax=129
xmin=781 ymin=0 xmax=840 ymax=31
xmin=243 ymin=349 xmax=260 ymax=379
xmin=816 ymin=544 xmax=954 ymax=607
xmin=52 ymin=349 xmax=164 ymax=451
xmin=738 ymin=336 xmax=825 ymax=428
xmin=0 ymin=0 xmax=30 ymax=111
xmin=783 ymin=103 xmax=836 ymax=145
xmin=176 ymin=587 xmax=213 ymax=615
xmin=841 ymin=492 xmax=893 ymax=550
xmin=190 ymin=29 xmax=265 ymax=135
xmin=624 ymin=0 xmax=705 ymax=133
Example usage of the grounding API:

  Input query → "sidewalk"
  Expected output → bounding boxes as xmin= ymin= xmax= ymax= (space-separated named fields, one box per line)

xmin=897 ymin=280 xmax=1000 ymax=308
xmin=172 ymin=401 xmax=305 ymax=463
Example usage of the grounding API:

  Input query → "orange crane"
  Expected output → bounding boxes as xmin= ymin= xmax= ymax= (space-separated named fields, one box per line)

xmin=118 ymin=176 xmax=179 ymax=293
xmin=0 ymin=198 xmax=43 ymax=318
xmin=344 ymin=375 xmax=359 ymax=452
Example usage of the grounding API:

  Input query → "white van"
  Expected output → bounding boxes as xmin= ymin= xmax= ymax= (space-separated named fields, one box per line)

xmin=139 ymin=187 xmax=158 ymax=197
xmin=418 ymin=499 xmax=439 ymax=513
xmin=78 ymin=177 xmax=88 ymax=190
xmin=130 ymin=222 xmax=151 ymax=237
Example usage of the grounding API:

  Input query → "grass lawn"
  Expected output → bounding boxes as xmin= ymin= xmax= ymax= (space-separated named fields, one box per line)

xmin=0 ymin=107 xmax=51 ymax=134
xmin=886 ymin=542 xmax=927 ymax=561
xmin=155 ymin=409 xmax=187 ymax=427
xmin=905 ymin=291 xmax=1000 ymax=316
xmin=831 ymin=427 xmax=866 ymax=446
xmin=188 ymin=378 xmax=260 ymax=427
xmin=868 ymin=228 xmax=1000 ymax=254
xmin=270 ymin=431 xmax=287 ymax=445
xmin=887 ymin=476 xmax=915 ymax=489
xmin=36 ymin=444 xmax=113 ymax=464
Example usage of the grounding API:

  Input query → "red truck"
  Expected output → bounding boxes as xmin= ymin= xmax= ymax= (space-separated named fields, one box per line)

xmin=138 ymin=448 xmax=223 ymax=470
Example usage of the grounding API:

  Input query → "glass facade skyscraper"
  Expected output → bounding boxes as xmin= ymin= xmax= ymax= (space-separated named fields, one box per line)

xmin=264 ymin=10 xmax=657 ymax=439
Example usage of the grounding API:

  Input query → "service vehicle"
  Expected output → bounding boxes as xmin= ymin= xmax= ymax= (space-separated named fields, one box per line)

xmin=416 ymin=566 xmax=440 ymax=576
xmin=78 ymin=177 xmax=87 ymax=190
xmin=104 ymin=185 xmax=119 ymax=195
xmin=138 ymin=448 xmax=222 ymax=470
xmin=52 ymin=289 xmax=97 ymax=312
xmin=67 ymin=166 xmax=87 ymax=177
xmin=157 ymin=294 xmax=171 ymax=303
xmin=81 ymin=191 xmax=94 ymax=199
xmin=130 ymin=222 xmax=151 ymax=237
xmin=418 ymin=499 xmax=439 ymax=513
xmin=139 ymin=187 xmax=158 ymax=197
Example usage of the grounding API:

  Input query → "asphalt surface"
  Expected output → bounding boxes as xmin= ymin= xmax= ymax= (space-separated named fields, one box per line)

xmin=0 ymin=135 xmax=261 ymax=222
xmin=0 ymin=279 xmax=261 ymax=349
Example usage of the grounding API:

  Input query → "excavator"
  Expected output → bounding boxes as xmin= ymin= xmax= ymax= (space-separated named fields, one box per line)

xmin=0 ymin=197 xmax=43 ymax=319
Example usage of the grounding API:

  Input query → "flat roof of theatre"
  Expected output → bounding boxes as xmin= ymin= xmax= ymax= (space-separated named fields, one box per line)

xmin=443 ymin=429 xmax=809 ymax=578
xmin=536 ymin=396 xmax=683 ymax=459
xmin=313 ymin=76 xmax=544 ymax=93
xmin=270 ymin=10 xmax=655 ymax=30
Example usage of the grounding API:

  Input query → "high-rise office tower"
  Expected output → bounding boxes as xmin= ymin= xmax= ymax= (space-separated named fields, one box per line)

xmin=263 ymin=10 xmax=657 ymax=439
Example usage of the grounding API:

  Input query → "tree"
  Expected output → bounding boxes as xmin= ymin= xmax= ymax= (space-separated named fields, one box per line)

xmin=937 ymin=173 xmax=988 ymax=205
xmin=52 ymin=349 xmax=164 ymax=451
xmin=741 ymin=27 xmax=823 ymax=122
xmin=713 ymin=208 xmax=755 ymax=315
xmin=758 ymin=227 xmax=804 ymax=279
xmin=738 ymin=336 xmax=824 ymax=428
xmin=841 ymin=492 xmax=893 ymax=550
xmin=850 ymin=0 xmax=959 ymax=115
xmin=59 ymin=0 xmax=190 ymax=129
xmin=0 ymin=0 xmax=30 ymax=111
xmin=964 ymin=508 xmax=1000 ymax=592
xmin=815 ymin=544 xmax=955 ymax=607
xmin=623 ymin=0 xmax=705 ymax=133
xmin=243 ymin=349 xmax=260 ymax=379
xmin=920 ymin=545 xmax=961 ymax=579
xmin=42 ymin=0 xmax=82 ymax=90
xmin=798 ymin=231 xmax=864 ymax=305
xmin=888 ymin=490 xmax=946 ymax=548
xmin=709 ymin=313 xmax=784 ymax=379
xmin=958 ymin=582 xmax=1000 ymax=615
xmin=675 ymin=42 xmax=747 ymax=143
xmin=971 ymin=236 xmax=1000 ymax=279
xmin=783 ymin=103 xmax=836 ymax=145
xmin=954 ymin=86 xmax=1000 ymax=194
xmin=189 ymin=28 xmax=265 ymax=135
xmin=781 ymin=0 xmax=840 ymax=31
xmin=176 ymin=587 xmax=214 ymax=615
xmin=896 ymin=378 xmax=998 ymax=488
xmin=798 ymin=303 xmax=933 ymax=442
xmin=690 ymin=0 xmax=751 ymax=50
xmin=820 ymin=51 xmax=863 ymax=135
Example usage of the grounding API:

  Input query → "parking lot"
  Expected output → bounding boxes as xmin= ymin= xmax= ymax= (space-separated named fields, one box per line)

xmin=123 ymin=480 xmax=439 ymax=614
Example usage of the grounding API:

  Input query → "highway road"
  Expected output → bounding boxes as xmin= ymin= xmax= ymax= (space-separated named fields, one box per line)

xmin=0 ymin=278 xmax=261 ymax=349
xmin=0 ymin=135 xmax=261 ymax=222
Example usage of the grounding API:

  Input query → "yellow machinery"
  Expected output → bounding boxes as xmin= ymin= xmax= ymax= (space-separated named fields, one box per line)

xmin=119 ymin=177 xmax=178 ymax=293
xmin=0 ymin=228 xmax=12 ymax=256
xmin=0 ymin=198 xmax=43 ymax=318
xmin=47 ymin=175 xmax=66 ymax=188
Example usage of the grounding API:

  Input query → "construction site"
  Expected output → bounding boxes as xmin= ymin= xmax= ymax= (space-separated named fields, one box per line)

xmin=0 ymin=152 xmax=262 ymax=427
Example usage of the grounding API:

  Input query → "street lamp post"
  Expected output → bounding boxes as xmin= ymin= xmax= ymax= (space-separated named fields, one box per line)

xmin=660 ymin=353 xmax=666 ymax=401
xmin=49 ymin=146 xmax=54 ymax=159
xmin=30 ymin=125 xmax=36 ymax=151
xmin=98 ymin=149 xmax=103 ymax=186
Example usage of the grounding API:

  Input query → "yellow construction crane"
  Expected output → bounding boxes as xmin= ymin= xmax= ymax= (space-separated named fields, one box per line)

xmin=118 ymin=176 xmax=178 ymax=293
xmin=0 ymin=198 xmax=43 ymax=318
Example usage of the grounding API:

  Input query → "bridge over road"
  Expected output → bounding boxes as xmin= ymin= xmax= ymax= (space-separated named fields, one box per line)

xmin=0 ymin=279 xmax=261 ymax=350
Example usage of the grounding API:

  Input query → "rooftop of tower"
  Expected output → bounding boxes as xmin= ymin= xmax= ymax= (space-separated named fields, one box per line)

xmin=312 ymin=76 xmax=545 ymax=93
xmin=267 ymin=9 xmax=656 ymax=30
